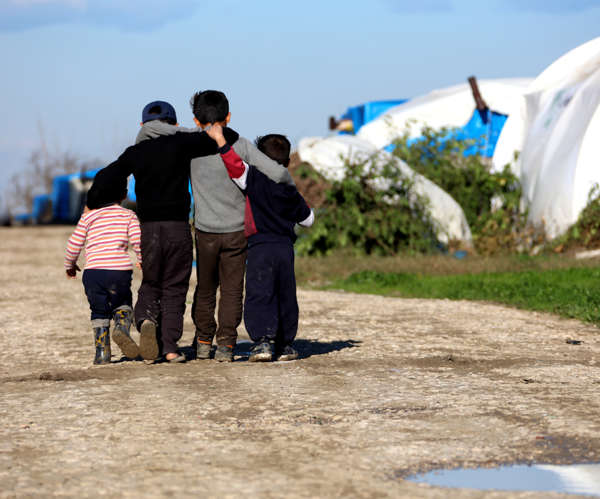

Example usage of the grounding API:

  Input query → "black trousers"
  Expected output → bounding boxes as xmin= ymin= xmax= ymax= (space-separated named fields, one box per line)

xmin=243 ymin=242 xmax=298 ymax=346
xmin=134 ymin=221 xmax=193 ymax=355
xmin=82 ymin=269 xmax=132 ymax=321
xmin=192 ymin=229 xmax=247 ymax=348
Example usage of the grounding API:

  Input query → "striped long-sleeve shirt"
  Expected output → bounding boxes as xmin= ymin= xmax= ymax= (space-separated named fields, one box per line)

xmin=64 ymin=204 xmax=142 ymax=271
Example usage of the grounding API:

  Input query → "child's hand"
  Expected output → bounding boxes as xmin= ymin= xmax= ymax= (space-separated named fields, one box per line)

xmin=66 ymin=264 xmax=81 ymax=279
xmin=136 ymin=261 xmax=142 ymax=270
xmin=206 ymin=124 xmax=226 ymax=148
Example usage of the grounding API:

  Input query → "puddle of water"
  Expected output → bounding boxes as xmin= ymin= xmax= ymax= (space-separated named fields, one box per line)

xmin=408 ymin=463 xmax=600 ymax=497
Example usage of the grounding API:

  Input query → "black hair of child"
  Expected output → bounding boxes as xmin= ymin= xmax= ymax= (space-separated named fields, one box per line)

xmin=190 ymin=90 xmax=229 ymax=124
xmin=86 ymin=171 xmax=128 ymax=209
xmin=255 ymin=134 xmax=291 ymax=167
xmin=147 ymin=104 xmax=177 ymax=125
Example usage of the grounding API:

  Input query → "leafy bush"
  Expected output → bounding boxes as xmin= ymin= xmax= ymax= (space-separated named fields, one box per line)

xmin=295 ymin=154 xmax=438 ymax=256
xmin=390 ymin=126 xmax=538 ymax=254
xmin=551 ymin=185 xmax=600 ymax=252
xmin=296 ymin=125 xmax=538 ymax=256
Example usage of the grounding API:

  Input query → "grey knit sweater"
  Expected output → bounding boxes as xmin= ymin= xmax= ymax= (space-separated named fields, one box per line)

xmin=190 ymin=136 xmax=294 ymax=233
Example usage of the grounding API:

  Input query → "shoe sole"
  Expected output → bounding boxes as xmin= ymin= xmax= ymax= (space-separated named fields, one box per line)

xmin=139 ymin=321 xmax=159 ymax=360
xmin=112 ymin=329 xmax=140 ymax=359
xmin=249 ymin=353 xmax=272 ymax=362
xmin=277 ymin=353 xmax=298 ymax=361
xmin=166 ymin=354 xmax=186 ymax=363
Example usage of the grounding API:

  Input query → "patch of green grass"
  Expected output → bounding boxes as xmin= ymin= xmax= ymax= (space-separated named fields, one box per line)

xmin=327 ymin=267 xmax=600 ymax=325
xmin=295 ymin=252 xmax=600 ymax=287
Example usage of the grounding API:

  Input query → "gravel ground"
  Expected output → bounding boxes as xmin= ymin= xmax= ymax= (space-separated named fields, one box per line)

xmin=1 ymin=226 xmax=599 ymax=498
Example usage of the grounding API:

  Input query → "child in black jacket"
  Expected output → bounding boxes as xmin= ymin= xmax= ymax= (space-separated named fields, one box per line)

xmin=87 ymin=101 xmax=239 ymax=363
xmin=206 ymin=124 xmax=314 ymax=361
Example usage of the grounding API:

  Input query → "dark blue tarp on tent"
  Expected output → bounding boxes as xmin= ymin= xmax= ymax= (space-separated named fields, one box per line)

xmin=341 ymin=100 xmax=408 ymax=133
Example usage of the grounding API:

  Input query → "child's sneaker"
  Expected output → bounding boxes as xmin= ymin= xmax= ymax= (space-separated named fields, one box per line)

xmin=111 ymin=306 xmax=139 ymax=359
xmin=93 ymin=325 xmax=111 ymax=365
xmin=214 ymin=345 xmax=233 ymax=362
xmin=276 ymin=345 xmax=298 ymax=362
xmin=196 ymin=341 xmax=212 ymax=360
xmin=139 ymin=319 xmax=159 ymax=361
xmin=249 ymin=339 xmax=274 ymax=362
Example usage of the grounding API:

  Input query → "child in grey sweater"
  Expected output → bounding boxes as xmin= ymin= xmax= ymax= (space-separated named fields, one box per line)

xmin=188 ymin=90 xmax=295 ymax=362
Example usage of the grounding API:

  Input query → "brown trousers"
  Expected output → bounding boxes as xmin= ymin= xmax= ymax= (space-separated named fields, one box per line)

xmin=192 ymin=229 xmax=247 ymax=347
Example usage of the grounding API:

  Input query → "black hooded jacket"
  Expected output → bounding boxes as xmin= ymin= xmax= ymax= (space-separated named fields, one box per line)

xmin=87 ymin=127 xmax=239 ymax=222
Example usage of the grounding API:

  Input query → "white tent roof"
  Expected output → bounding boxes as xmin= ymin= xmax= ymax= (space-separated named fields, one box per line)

xmin=357 ymin=78 xmax=532 ymax=149
xmin=492 ymin=37 xmax=600 ymax=238
xmin=298 ymin=134 xmax=473 ymax=245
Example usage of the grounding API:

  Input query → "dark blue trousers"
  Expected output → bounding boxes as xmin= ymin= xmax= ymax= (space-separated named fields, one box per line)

xmin=82 ymin=269 xmax=133 ymax=321
xmin=244 ymin=242 xmax=298 ymax=346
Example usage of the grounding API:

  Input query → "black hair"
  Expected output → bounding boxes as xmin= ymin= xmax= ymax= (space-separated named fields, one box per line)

xmin=147 ymin=104 xmax=176 ymax=125
xmin=255 ymin=134 xmax=291 ymax=167
xmin=190 ymin=90 xmax=229 ymax=124
xmin=86 ymin=170 xmax=128 ymax=209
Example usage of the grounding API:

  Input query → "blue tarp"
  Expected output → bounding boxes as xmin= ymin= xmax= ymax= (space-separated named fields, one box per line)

xmin=52 ymin=168 xmax=102 ymax=223
xmin=14 ymin=213 xmax=32 ymax=224
xmin=384 ymin=108 xmax=508 ymax=158
xmin=32 ymin=194 xmax=52 ymax=223
xmin=339 ymin=98 xmax=507 ymax=158
xmin=455 ymin=109 xmax=508 ymax=157
xmin=341 ymin=100 xmax=408 ymax=133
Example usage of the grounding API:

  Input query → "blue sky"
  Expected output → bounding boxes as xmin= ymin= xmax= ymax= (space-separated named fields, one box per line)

xmin=1 ymin=0 xmax=600 ymax=199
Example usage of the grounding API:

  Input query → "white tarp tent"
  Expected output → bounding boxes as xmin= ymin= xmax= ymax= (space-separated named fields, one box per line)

xmin=298 ymin=134 xmax=473 ymax=246
xmin=492 ymin=37 xmax=600 ymax=239
xmin=356 ymin=78 xmax=532 ymax=149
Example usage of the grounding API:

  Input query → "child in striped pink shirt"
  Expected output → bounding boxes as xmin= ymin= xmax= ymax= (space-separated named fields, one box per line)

xmin=64 ymin=178 xmax=142 ymax=365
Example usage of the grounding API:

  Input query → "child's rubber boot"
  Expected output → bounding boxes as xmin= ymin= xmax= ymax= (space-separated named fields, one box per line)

xmin=112 ymin=306 xmax=140 ymax=359
xmin=92 ymin=321 xmax=111 ymax=365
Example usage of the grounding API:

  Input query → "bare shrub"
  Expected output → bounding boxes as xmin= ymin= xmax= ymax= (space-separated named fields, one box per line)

xmin=6 ymin=131 xmax=98 ymax=214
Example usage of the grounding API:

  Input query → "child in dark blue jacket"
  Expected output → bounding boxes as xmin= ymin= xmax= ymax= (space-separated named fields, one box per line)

xmin=206 ymin=124 xmax=314 ymax=361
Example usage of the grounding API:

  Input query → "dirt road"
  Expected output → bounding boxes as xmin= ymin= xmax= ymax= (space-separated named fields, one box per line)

xmin=1 ymin=227 xmax=599 ymax=498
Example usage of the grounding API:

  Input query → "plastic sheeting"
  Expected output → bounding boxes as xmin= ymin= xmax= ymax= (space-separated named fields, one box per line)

xmin=52 ymin=169 xmax=100 ymax=223
xmin=492 ymin=37 xmax=600 ymax=238
xmin=341 ymin=100 xmax=409 ymax=133
xmin=32 ymin=194 xmax=52 ymax=224
xmin=297 ymin=134 xmax=473 ymax=246
xmin=357 ymin=79 xmax=532 ymax=150
xmin=388 ymin=108 xmax=509 ymax=158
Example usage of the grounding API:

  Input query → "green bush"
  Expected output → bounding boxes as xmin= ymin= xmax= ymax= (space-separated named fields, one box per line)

xmin=296 ymin=126 xmax=533 ymax=256
xmin=295 ymin=155 xmax=438 ymax=256
xmin=389 ymin=126 xmax=540 ymax=254
xmin=551 ymin=185 xmax=600 ymax=252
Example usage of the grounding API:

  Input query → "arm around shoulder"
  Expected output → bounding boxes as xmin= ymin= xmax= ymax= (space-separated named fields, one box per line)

xmin=235 ymin=137 xmax=295 ymax=186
